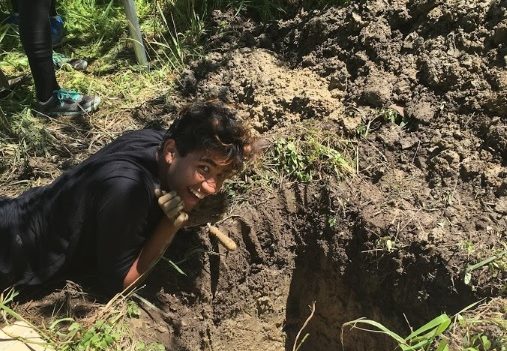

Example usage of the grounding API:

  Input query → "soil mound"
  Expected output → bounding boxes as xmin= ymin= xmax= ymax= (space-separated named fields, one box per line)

xmin=180 ymin=48 xmax=344 ymax=132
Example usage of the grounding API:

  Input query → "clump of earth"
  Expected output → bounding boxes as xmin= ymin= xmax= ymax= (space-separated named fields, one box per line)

xmin=17 ymin=1 xmax=506 ymax=350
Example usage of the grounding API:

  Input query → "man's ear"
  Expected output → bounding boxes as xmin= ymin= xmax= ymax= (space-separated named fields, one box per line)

xmin=162 ymin=139 xmax=177 ymax=164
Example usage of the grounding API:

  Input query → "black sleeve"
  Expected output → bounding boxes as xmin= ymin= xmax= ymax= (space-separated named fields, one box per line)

xmin=94 ymin=176 xmax=153 ymax=294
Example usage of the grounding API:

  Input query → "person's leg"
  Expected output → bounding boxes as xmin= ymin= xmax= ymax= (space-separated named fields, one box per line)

xmin=18 ymin=0 xmax=58 ymax=102
xmin=11 ymin=0 xmax=19 ymax=13
xmin=17 ymin=0 xmax=100 ymax=116
xmin=49 ymin=0 xmax=57 ymax=17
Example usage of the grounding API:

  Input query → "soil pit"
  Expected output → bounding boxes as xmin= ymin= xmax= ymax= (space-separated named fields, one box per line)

xmin=131 ymin=178 xmax=479 ymax=351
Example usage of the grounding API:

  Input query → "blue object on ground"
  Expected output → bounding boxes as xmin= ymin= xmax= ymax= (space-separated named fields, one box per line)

xmin=2 ymin=13 xmax=64 ymax=47
xmin=50 ymin=15 xmax=64 ymax=47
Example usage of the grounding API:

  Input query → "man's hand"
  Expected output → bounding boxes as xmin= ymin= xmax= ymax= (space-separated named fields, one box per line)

xmin=154 ymin=189 xmax=188 ymax=227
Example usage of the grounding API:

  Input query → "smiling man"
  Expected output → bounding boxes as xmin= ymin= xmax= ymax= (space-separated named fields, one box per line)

xmin=0 ymin=101 xmax=253 ymax=295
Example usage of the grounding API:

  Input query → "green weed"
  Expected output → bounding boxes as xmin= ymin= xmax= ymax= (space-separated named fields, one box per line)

xmin=342 ymin=300 xmax=507 ymax=351
xmin=0 ymin=287 xmax=166 ymax=351
xmin=273 ymin=138 xmax=312 ymax=182
xmin=223 ymin=128 xmax=354 ymax=201
xmin=381 ymin=108 xmax=412 ymax=128
xmin=60 ymin=319 xmax=122 ymax=351
xmin=126 ymin=301 xmax=140 ymax=319
xmin=464 ymin=249 xmax=507 ymax=286
xmin=271 ymin=132 xmax=353 ymax=183
xmin=327 ymin=216 xmax=338 ymax=229
xmin=343 ymin=314 xmax=452 ymax=351
xmin=356 ymin=122 xmax=368 ymax=137
xmin=451 ymin=298 xmax=506 ymax=351
xmin=160 ymin=256 xmax=187 ymax=276
xmin=134 ymin=341 xmax=166 ymax=351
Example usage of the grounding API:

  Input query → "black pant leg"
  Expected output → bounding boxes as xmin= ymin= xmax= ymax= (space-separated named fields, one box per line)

xmin=11 ymin=0 xmax=18 ymax=13
xmin=50 ymin=0 xmax=57 ymax=17
xmin=0 ymin=198 xmax=29 ymax=291
xmin=18 ymin=0 xmax=59 ymax=102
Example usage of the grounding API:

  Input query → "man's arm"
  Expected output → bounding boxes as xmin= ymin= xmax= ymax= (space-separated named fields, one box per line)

xmin=123 ymin=211 xmax=187 ymax=288
xmin=95 ymin=179 xmax=187 ymax=294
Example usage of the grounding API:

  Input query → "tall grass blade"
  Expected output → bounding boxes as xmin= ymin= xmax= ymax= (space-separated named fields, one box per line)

xmin=342 ymin=318 xmax=407 ymax=345
xmin=406 ymin=314 xmax=451 ymax=341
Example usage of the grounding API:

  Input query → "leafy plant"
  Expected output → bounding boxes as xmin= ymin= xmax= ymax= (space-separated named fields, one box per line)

xmin=465 ymin=333 xmax=493 ymax=351
xmin=271 ymin=133 xmax=353 ymax=183
xmin=75 ymin=320 xmax=121 ymax=351
xmin=273 ymin=138 xmax=312 ymax=182
xmin=126 ymin=301 xmax=141 ymax=319
xmin=381 ymin=108 xmax=411 ymax=128
xmin=464 ymin=249 xmax=507 ymax=286
xmin=342 ymin=314 xmax=452 ymax=351
xmin=134 ymin=341 xmax=166 ymax=351
xmin=342 ymin=300 xmax=507 ymax=351
xmin=452 ymin=298 xmax=507 ymax=351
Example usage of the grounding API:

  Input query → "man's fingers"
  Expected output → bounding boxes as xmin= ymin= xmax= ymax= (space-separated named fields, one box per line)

xmin=160 ymin=197 xmax=183 ymax=212
xmin=154 ymin=188 xmax=167 ymax=198
xmin=164 ymin=203 xmax=184 ymax=219
xmin=158 ymin=192 xmax=180 ymax=206
xmin=156 ymin=191 xmax=185 ymax=220
xmin=158 ymin=191 xmax=183 ymax=220
xmin=173 ymin=212 xmax=188 ymax=228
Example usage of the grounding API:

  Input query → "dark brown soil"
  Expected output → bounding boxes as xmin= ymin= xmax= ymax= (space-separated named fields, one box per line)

xmin=9 ymin=1 xmax=507 ymax=350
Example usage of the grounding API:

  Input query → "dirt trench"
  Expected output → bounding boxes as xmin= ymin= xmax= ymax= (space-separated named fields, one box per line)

xmin=138 ymin=179 xmax=477 ymax=351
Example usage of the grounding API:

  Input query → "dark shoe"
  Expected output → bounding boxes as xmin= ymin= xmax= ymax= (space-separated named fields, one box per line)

xmin=35 ymin=89 xmax=101 ymax=117
xmin=53 ymin=53 xmax=88 ymax=71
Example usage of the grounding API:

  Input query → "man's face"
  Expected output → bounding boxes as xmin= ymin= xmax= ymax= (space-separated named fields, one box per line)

xmin=160 ymin=139 xmax=234 ymax=211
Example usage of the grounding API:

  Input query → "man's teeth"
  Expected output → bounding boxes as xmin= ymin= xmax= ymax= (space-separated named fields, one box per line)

xmin=190 ymin=188 xmax=205 ymax=199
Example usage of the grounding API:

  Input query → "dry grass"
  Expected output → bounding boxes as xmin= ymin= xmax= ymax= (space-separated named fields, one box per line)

xmin=447 ymin=298 xmax=507 ymax=351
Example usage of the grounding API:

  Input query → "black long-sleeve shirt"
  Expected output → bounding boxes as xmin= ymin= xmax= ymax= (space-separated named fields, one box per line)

xmin=0 ymin=129 xmax=165 ymax=294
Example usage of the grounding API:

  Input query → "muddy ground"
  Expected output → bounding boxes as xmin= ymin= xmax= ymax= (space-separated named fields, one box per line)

xmin=8 ymin=0 xmax=507 ymax=350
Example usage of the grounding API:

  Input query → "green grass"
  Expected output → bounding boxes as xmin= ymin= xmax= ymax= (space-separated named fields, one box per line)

xmin=343 ymin=314 xmax=452 ymax=351
xmin=342 ymin=299 xmax=507 ymax=351
xmin=271 ymin=130 xmax=354 ymax=183
xmin=464 ymin=249 xmax=507 ymax=287
xmin=222 ymin=125 xmax=355 ymax=204
xmin=0 ymin=288 xmax=165 ymax=351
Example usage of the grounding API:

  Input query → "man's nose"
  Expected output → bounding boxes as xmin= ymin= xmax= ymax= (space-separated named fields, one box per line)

xmin=201 ymin=177 xmax=219 ymax=194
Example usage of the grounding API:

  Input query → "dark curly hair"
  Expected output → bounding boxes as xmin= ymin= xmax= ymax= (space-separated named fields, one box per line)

xmin=162 ymin=100 xmax=254 ymax=172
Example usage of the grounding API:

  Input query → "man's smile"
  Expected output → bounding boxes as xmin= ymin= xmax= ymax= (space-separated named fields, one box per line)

xmin=189 ymin=187 xmax=205 ymax=200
